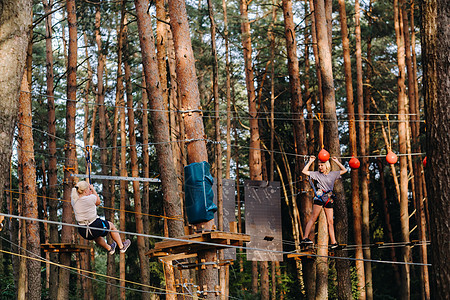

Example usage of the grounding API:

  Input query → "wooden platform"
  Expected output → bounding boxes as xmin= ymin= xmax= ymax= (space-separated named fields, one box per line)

xmin=287 ymin=249 xmax=316 ymax=260
xmin=41 ymin=243 xmax=92 ymax=253
xmin=146 ymin=231 xmax=250 ymax=260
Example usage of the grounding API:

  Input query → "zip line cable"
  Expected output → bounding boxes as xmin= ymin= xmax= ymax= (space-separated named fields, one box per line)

xmin=5 ymin=189 xmax=182 ymax=221
xmin=0 ymin=213 xmax=431 ymax=267
xmin=18 ymin=122 xmax=426 ymax=161
xmin=24 ymin=90 xmax=423 ymax=118
xmin=0 ymin=236 xmax=192 ymax=297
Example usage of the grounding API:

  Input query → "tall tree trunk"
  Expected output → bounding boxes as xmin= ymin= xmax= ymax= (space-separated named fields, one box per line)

xmin=19 ymin=57 xmax=41 ymax=300
xmin=304 ymin=0 xmax=314 ymax=155
xmin=394 ymin=1 xmax=411 ymax=298
xmin=281 ymin=0 xmax=310 ymax=294
xmin=93 ymin=5 xmax=116 ymax=298
xmin=422 ymin=0 xmax=450 ymax=298
xmin=58 ymin=1 xmax=77 ymax=298
xmin=135 ymin=1 xmax=187 ymax=298
xmin=0 ymin=0 xmax=32 ymax=224
xmin=316 ymin=211 xmax=328 ymax=298
xmin=403 ymin=4 xmax=430 ymax=298
xmin=0 ymin=7 xmax=31 ymax=299
xmin=42 ymin=0 xmax=59 ymax=297
xmin=303 ymin=3 xmax=317 ymax=298
xmin=117 ymin=7 xmax=128 ymax=299
xmin=309 ymin=0 xmax=323 ymax=112
xmin=122 ymin=11 xmax=150 ymax=297
xmin=167 ymin=0 xmax=218 ymax=296
xmin=355 ymin=0 xmax=373 ymax=297
xmin=206 ymin=0 xmax=227 ymax=298
xmin=376 ymin=159 xmax=402 ymax=288
xmin=222 ymin=0 xmax=232 ymax=179
xmin=337 ymin=1 xmax=366 ymax=297
xmin=269 ymin=0 xmax=276 ymax=183
xmin=138 ymin=0 xmax=186 ymax=239
xmin=313 ymin=0 xmax=353 ymax=298
xmin=239 ymin=0 xmax=264 ymax=296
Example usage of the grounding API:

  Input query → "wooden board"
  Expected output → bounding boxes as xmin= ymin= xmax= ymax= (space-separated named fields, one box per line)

xmin=41 ymin=243 xmax=92 ymax=253
xmin=146 ymin=231 xmax=250 ymax=259
xmin=287 ymin=249 xmax=316 ymax=260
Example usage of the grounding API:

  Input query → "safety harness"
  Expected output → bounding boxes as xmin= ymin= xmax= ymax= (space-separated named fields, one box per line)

xmin=308 ymin=176 xmax=334 ymax=207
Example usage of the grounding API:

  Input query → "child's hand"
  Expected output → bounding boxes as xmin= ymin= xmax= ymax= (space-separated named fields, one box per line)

xmin=310 ymin=155 xmax=316 ymax=162
xmin=331 ymin=156 xmax=339 ymax=162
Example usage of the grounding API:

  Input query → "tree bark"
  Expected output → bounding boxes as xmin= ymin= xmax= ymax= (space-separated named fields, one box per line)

xmin=58 ymin=1 xmax=77 ymax=298
xmin=122 ymin=10 xmax=150 ymax=296
xmin=281 ymin=0 xmax=311 ymax=294
xmin=353 ymin=1 xmax=373 ymax=297
xmin=222 ymin=0 xmax=232 ymax=180
xmin=239 ymin=0 xmax=265 ymax=297
xmin=394 ymin=1 xmax=411 ymax=298
xmin=42 ymin=0 xmax=59 ymax=297
xmin=403 ymin=4 xmax=430 ymax=298
xmin=376 ymin=159 xmax=401 ymax=288
xmin=312 ymin=0 xmax=353 ymax=298
xmin=0 ymin=0 xmax=32 ymax=255
xmin=337 ymin=1 xmax=366 ymax=297
xmin=19 ymin=61 xmax=41 ymax=300
xmin=422 ymin=0 xmax=450 ymax=297
xmin=135 ymin=0 xmax=188 ymax=297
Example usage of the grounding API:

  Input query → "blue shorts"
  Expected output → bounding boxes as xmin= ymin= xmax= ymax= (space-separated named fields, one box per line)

xmin=78 ymin=218 xmax=110 ymax=240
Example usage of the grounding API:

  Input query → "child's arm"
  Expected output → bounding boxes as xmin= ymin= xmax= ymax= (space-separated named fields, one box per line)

xmin=302 ymin=156 xmax=316 ymax=176
xmin=331 ymin=157 xmax=347 ymax=175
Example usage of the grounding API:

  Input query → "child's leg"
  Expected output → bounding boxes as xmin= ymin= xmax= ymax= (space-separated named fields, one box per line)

xmin=303 ymin=204 xmax=323 ymax=239
xmin=108 ymin=221 xmax=124 ymax=249
xmin=94 ymin=237 xmax=111 ymax=251
xmin=324 ymin=207 xmax=337 ymax=244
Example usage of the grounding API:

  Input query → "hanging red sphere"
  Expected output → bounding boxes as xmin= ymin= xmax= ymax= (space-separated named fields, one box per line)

xmin=349 ymin=156 xmax=360 ymax=169
xmin=318 ymin=149 xmax=330 ymax=162
xmin=423 ymin=156 xmax=427 ymax=167
xmin=386 ymin=151 xmax=398 ymax=164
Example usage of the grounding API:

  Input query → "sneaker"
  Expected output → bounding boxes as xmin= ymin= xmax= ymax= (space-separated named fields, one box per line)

xmin=109 ymin=242 xmax=117 ymax=255
xmin=329 ymin=243 xmax=339 ymax=249
xmin=300 ymin=238 xmax=313 ymax=245
xmin=120 ymin=239 xmax=131 ymax=253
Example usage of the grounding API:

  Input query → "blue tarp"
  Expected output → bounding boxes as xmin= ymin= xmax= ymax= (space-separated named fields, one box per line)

xmin=184 ymin=161 xmax=217 ymax=224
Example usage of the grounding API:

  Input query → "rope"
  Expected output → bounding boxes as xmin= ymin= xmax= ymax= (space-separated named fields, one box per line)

xmin=85 ymin=146 xmax=92 ymax=184
xmin=0 ymin=240 xmax=190 ymax=297
xmin=0 ymin=213 xmax=431 ymax=267
xmin=24 ymin=91 xmax=424 ymax=118
xmin=5 ymin=190 xmax=183 ymax=221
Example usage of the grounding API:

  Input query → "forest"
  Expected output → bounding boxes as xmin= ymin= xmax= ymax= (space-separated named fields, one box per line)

xmin=0 ymin=0 xmax=448 ymax=299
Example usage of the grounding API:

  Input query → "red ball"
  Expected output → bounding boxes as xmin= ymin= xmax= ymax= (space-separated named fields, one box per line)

xmin=318 ymin=149 xmax=330 ymax=162
xmin=423 ymin=156 xmax=427 ymax=167
xmin=349 ymin=156 xmax=360 ymax=169
xmin=386 ymin=151 xmax=398 ymax=164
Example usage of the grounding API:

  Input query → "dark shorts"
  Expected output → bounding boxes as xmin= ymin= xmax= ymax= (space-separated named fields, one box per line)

xmin=314 ymin=198 xmax=334 ymax=208
xmin=78 ymin=218 xmax=110 ymax=240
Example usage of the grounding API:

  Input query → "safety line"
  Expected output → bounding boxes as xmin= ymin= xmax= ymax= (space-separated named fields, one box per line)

xmin=24 ymin=91 xmax=423 ymax=117
xmin=0 ymin=213 xmax=431 ymax=267
xmin=6 ymin=190 xmax=183 ymax=221
xmin=17 ymin=123 xmax=426 ymax=161
xmin=0 ymin=234 xmax=185 ymax=296
xmin=0 ymin=249 xmax=190 ymax=297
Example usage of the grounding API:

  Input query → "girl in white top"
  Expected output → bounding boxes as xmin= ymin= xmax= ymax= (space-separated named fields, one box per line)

xmin=71 ymin=181 xmax=130 ymax=254
xmin=300 ymin=155 xmax=347 ymax=248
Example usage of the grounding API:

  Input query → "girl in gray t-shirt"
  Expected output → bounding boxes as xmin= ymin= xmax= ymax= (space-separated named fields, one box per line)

xmin=300 ymin=155 xmax=347 ymax=248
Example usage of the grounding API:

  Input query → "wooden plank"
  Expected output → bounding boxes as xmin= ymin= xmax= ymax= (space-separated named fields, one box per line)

xmin=159 ymin=253 xmax=197 ymax=262
xmin=41 ymin=243 xmax=92 ymax=253
xmin=149 ymin=231 xmax=251 ymax=257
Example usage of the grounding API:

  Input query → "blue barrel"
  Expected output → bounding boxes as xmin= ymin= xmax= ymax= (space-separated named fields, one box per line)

xmin=184 ymin=161 xmax=217 ymax=224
